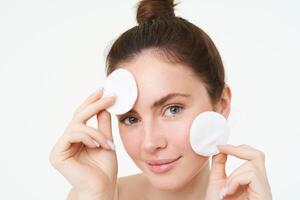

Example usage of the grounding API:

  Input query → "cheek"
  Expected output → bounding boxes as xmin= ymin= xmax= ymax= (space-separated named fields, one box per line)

xmin=119 ymin=129 xmax=142 ymax=159
xmin=163 ymin=120 xmax=192 ymax=152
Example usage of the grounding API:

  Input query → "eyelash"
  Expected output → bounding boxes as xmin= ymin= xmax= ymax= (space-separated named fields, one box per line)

xmin=119 ymin=104 xmax=183 ymax=126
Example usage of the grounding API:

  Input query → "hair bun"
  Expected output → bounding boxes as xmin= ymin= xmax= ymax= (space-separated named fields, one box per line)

xmin=136 ymin=0 xmax=178 ymax=24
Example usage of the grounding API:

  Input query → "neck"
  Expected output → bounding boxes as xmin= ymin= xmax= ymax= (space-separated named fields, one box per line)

xmin=144 ymin=161 xmax=210 ymax=200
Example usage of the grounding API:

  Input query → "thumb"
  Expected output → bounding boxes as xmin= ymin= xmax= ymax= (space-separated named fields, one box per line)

xmin=97 ymin=110 xmax=114 ymax=142
xmin=210 ymin=153 xmax=228 ymax=181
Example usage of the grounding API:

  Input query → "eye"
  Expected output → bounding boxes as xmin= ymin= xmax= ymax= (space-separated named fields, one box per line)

xmin=119 ymin=105 xmax=183 ymax=126
xmin=121 ymin=116 xmax=139 ymax=125
xmin=164 ymin=105 xmax=183 ymax=118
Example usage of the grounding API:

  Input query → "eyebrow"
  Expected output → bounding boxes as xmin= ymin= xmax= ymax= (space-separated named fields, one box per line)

xmin=117 ymin=92 xmax=191 ymax=118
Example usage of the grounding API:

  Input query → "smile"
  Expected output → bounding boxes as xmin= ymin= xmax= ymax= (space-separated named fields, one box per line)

xmin=146 ymin=156 xmax=182 ymax=174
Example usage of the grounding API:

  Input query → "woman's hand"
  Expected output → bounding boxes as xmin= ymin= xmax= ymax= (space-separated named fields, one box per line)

xmin=49 ymin=88 xmax=118 ymax=199
xmin=205 ymin=144 xmax=272 ymax=200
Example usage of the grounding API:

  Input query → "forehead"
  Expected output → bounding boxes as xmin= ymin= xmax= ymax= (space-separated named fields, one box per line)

xmin=121 ymin=50 xmax=201 ymax=94
xmin=117 ymin=50 xmax=207 ymax=112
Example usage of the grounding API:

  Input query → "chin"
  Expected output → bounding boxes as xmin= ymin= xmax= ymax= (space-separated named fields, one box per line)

xmin=148 ymin=176 xmax=189 ymax=191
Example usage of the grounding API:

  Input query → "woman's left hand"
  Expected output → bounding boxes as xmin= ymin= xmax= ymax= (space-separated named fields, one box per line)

xmin=205 ymin=144 xmax=272 ymax=200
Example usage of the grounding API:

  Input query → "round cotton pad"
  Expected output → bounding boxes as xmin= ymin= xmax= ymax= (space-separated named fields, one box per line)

xmin=189 ymin=111 xmax=230 ymax=157
xmin=102 ymin=68 xmax=138 ymax=115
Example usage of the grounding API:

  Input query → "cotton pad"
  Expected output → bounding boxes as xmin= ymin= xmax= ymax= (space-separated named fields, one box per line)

xmin=189 ymin=111 xmax=230 ymax=157
xmin=102 ymin=68 xmax=138 ymax=115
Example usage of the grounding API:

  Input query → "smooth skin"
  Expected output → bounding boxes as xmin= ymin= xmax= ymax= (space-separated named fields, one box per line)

xmin=50 ymin=49 xmax=272 ymax=200
xmin=115 ymin=49 xmax=272 ymax=200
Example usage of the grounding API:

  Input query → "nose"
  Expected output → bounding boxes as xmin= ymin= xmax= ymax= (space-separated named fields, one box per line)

xmin=141 ymin=120 xmax=167 ymax=153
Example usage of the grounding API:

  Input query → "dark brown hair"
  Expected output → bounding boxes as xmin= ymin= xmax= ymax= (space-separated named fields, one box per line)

xmin=105 ymin=0 xmax=225 ymax=105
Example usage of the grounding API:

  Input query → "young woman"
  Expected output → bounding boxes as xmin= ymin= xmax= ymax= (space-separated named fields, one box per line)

xmin=49 ymin=0 xmax=272 ymax=199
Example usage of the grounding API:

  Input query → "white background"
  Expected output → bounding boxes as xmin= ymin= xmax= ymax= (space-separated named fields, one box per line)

xmin=0 ymin=0 xmax=299 ymax=199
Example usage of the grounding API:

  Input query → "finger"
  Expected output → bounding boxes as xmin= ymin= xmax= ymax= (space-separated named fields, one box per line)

xmin=74 ymin=124 xmax=113 ymax=150
xmin=97 ymin=110 xmax=115 ymax=148
xmin=217 ymin=144 xmax=265 ymax=161
xmin=225 ymin=170 xmax=262 ymax=196
xmin=51 ymin=131 xmax=100 ymax=164
xmin=72 ymin=95 xmax=116 ymax=123
xmin=225 ymin=161 xmax=270 ymax=194
xmin=210 ymin=153 xmax=228 ymax=181
xmin=232 ymin=159 xmax=265 ymax=179
xmin=225 ymin=161 xmax=251 ymax=185
xmin=73 ymin=88 xmax=104 ymax=115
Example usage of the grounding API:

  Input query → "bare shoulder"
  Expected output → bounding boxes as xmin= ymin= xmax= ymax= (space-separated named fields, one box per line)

xmin=117 ymin=173 xmax=146 ymax=200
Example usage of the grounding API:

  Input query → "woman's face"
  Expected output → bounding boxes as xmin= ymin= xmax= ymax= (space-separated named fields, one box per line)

xmin=116 ymin=49 xmax=214 ymax=190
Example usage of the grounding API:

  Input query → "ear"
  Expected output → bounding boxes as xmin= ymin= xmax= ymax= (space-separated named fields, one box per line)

xmin=213 ymin=84 xmax=232 ymax=119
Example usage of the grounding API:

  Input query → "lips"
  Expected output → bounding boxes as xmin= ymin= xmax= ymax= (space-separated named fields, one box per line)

xmin=146 ymin=156 xmax=182 ymax=173
xmin=147 ymin=156 xmax=182 ymax=165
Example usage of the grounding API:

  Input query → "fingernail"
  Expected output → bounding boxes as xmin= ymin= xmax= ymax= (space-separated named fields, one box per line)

xmin=93 ymin=140 xmax=100 ymax=148
xmin=218 ymin=186 xmax=228 ymax=199
xmin=218 ymin=188 xmax=224 ymax=199
xmin=223 ymin=186 xmax=228 ymax=196
xmin=106 ymin=140 xmax=116 ymax=150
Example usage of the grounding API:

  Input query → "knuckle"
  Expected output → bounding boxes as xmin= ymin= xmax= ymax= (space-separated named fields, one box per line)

xmin=258 ymin=151 xmax=266 ymax=160
xmin=254 ymin=150 xmax=265 ymax=160
xmin=49 ymin=152 xmax=58 ymax=167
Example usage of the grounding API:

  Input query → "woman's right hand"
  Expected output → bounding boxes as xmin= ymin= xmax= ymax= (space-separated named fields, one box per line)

xmin=49 ymin=88 xmax=118 ymax=199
